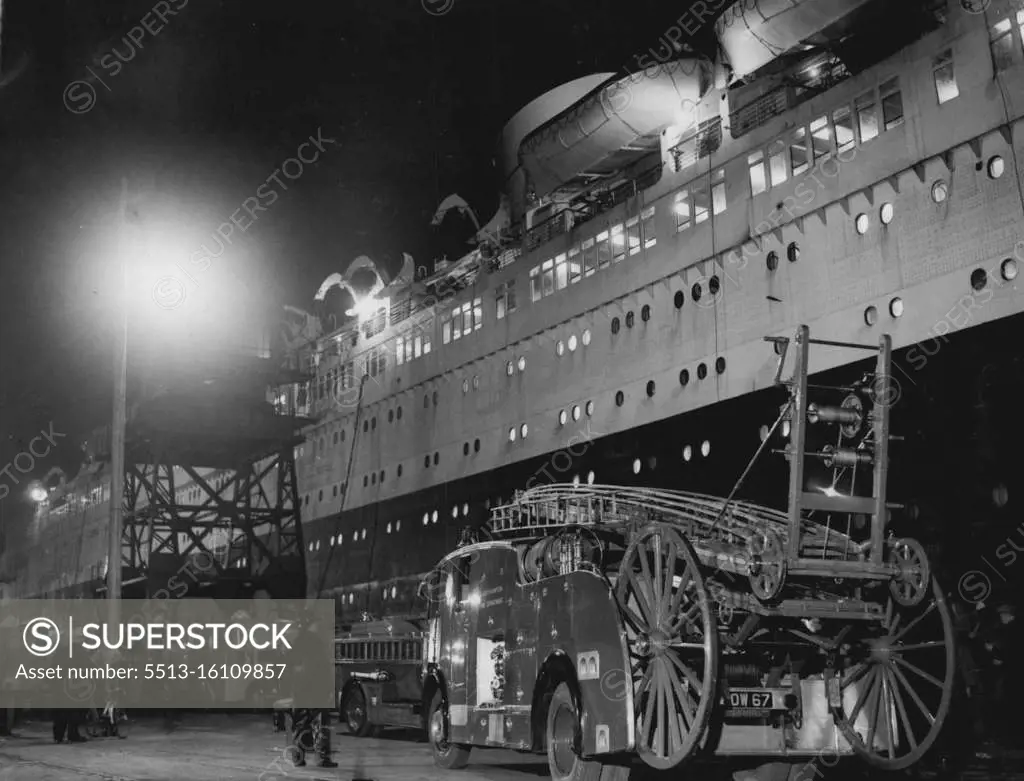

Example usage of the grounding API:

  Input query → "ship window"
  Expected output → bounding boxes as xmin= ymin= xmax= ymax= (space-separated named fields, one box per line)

xmin=641 ymin=206 xmax=657 ymax=247
xmin=615 ymin=390 xmax=624 ymax=407
xmin=880 ymin=203 xmax=895 ymax=225
xmin=768 ymin=140 xmax=787 ymax=187
xmin=674 ymin=190 xmax=692 ymax=232
xmin=697 ymin=363 xmax=707 ymax=380
xmin=711 ymin=170 xmax=726 ymax=215
xmin=442 ymin=317 xmax=452 ymax=344
xmin=880 ymin=77 xmax=904 ymax=130
xmin=933 ymin=49 xmax=959 ymax=104
xmin=790 ymin=127 xmax=809 ymax=176
xmin=854 ymin=92 xmax=878 ymax=144
xmin=520 ymin=423 xmax=528 ymax=439
xmin=559 ymin=409 xmax=568 ymax=425
xmin=611 ymin=224 xmax=626 ymax=261
xmin=556 ymin=340 xmax=565 ymax=356
xmin=596 ymin=230 xmax=612 ymax=269
xmin=626 ymin=311 xmax=635 ymax=328
xmin=748 ymin=150 xmax=767 ymax=195
xmin=626 ymin=216 xmax=642 ymax=255
xmin=582 ymin=239 xmax=597 ymax=277
xmin=810 ymin=115 xmax=831 ymax=162
xmin=568 ymin=334 xmax=578 ymax=351
xmin=555 ymin=252 xmax=570 ymax=289
xmin=530 ymin=266 xmax=541 ymax=303
xmin=674 ymin=290 xmax=685 ymax=308
xmin=542 ymin=258 xmax=555 ymax=297
xmin=611 ymin=316 xmax=620 ymax=335
xmin=582 ymin=328 xmax=591 ymax=346
xmin=508 ymin=427 xmax=516 ymax=443
xmin=495 ymin=280 xmax=517 ymax=320
xmin=474 ymin=438 xmax=480 ymax=452
xmin=767 ymin=251 xmax=779 ymax=271
xmin=989 ymin=156 xmax=1005 ymax=178
xmin=679 ymin=368 xmax=690 ymax=386
xmin=855 ymin=213 xmax=869 ymax=235
xmin=833 ymin=105 xmax=855 ymax=153
xmin=931 ymin=180 xmax=948 ymax=203
xmin=568 ymin=247 xmax=582 ymax=284
xmin=693 ymin=181 xmax=710 ymax=225
xmin=788 ymin=242 xmax=800 ymax=262
xmin=991 ymin=18 xmax=1014 ymax=71
xmin=1018 ymin=10 xmax=1024 ymax=48
xmin=646 ymin=381 xmax=655 ymax=397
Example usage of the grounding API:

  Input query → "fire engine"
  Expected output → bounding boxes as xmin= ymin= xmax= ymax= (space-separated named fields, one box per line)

xmin=419 ymin=327 xmax=953 ymax=780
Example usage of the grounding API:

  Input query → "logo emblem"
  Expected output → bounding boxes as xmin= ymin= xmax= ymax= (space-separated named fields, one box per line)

xmin=23 ymin=617 xmax=61 ymax=657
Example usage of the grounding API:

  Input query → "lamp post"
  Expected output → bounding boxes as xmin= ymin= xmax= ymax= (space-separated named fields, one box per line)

xmin=108 ymin=178 xmax=129 ymax=611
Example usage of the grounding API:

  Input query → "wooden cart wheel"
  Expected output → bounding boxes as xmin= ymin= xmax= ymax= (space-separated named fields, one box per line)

xmin=616 ymin=524 xmax=718 ymax=770
xmin=825 ymin=577 xmax=955 ymax=770
xmin=748 ymin=528 xmax=786 ymax=602
xmin=887 ymin=537 xmax=930 ymax=607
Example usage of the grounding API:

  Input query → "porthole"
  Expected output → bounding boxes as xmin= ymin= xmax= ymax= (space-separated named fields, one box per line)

xmin=701 ymin=440 xmax=711 ymax=457
xmin=424 ymin=455 xmax=430 ymax=468
xmin=396 ymin=520 xmax=401 ymax=531
xmin=363 ymin=420 xmax=369 ymax=433
xmin=352 ymin=532 xmax=358 ymax=542
xmin=363 ymin=475 xmax=369 ymax=487
xmin=568 ymin=334 xmax=578 ymax=351
xmin=993 ymin=483 xmax=1009 ymax=508
xmin=433 ymin=390 xmax=439 ymax=406
xmin=587 ymin=470 xmax=595 ymax=485
xmin=697 ymin=363 xmax=707 ymax=380
xmin=611 ymin=317 xmax=621 ymax=335
xmin=452 ymin=506 xmax=458 ymax=519
xmin=691 ymin=283 xmax=702 ymax=302
xmin=556 ymin=340 xmax=565 ymax=356
xmin=970 ymin=268 xmax=988 ymax=291
xmin=462 ymin=503 xmax=469 ymax=516
xmin=889 ymin=297 xmax=904 ymax=318
xmin=433 ymin=452 xmax=439 ymax=465
xmin=682 ymin=445 xmax=692 ymax=462
xmin=1002 ymin=258 xmax=1018 ymax=280
xmin=716 ymin=357 xmax=726 ymax=374
xmin=473 ymin=438 xmax=480 ymax=452
xmin=396 ymin=407 xmax=402 ymax=420
xmin=388 ymin=410 xmax=394 ymax=423
xmin=422 ymin=513 xmax=429 ymax=526
xmin=708 ymin=276 xmax=720 ymax=297
xmin=506 ymin=360 xmax=514 ymax=376
xmin=572 ymin=405 xmax=581 ymax=421
xmin=641 ymin=305 xmax=651 ymax=322
xmin=646 ymin=380 xmax=656 ymax=397
xmin=572 ymin=474 xmax=581 ymax=487
xmin=674 ymin=291 xmax=685 ymax=309
xmin=473 ymin=375 xmax=480 ymax=389
xmin=782 ymin=420 xmax=791 ymax=439
xmin=615 ymin=390 xmax=625 ymax=407
xmin=679 ymin=369 xmax=690 ymax=386
xmin=787 ymin=242 xmax=800 ymax=263
xmin=582 ymin=329 xmax=591 ymax=346
xmin=880 ymin=203 xmax=894 ymax=225
xmin=626 ymin=311 xmax=635 ymax=328
xmin=371 ymin=473 xmax=376 ymax=485
xmin=562 ymin=410 xmax=571 ymax=430
xmin=463 ymin=442 xmax=470 ymax=456
xmin=371 ymin=417 xmax=377 ymax=430
xmin=632 ymin=458 xmax=642 ymax=475
xmin=397 ymin=464 xmax=403 ymax=477
xmin=931 ymin=180 xmax=948 ymax=203
xmin=520 ymin=423 xmax=529 ymax=438
xmin=432 ymin=510 xmax=438 ymax=523
xmin=864 ymin=305 xmax=878 ymax=326
xmin=508 ymin=427 xmax=516 ymax=442
xmin=318 ymin=489 xmax=323 ymax=501
xmin=855 ymin=213 xmax=869 ymax=235
xmin=585 ymin=400 xmax=594 ymax=416
xmin=518 ymin=356 xmax=527 ymax=372
xmin=391 ymin=586 xmax=398 ymax=599
xmin=380 ymin=470 xmax=385 ymax=482
xmin=988 ymin=155 xmax=1005 ymax=179
xmin=333 ymin=485 xmax=338 ymax=497
xmin=423 ymin=395 xmax=429 ymax=408
xmin=759 ymin=425 xmax=770 ymax=442
xmin=766 ymin=251 xmax=779 ymax=271
xmin=462 ymin=379 xmax=469 ymax=393
xmin=333 ymin=431 xmax=339 ymax=444
xmin=331 ymin=535 xmax=336 ymax=546
xmin=386 ymin=523 xmax=391 ymax=534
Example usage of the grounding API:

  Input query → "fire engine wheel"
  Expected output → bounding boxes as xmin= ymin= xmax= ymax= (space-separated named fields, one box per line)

xmin=825 ymin=577 xmax=955 ymax=770
xmin=429 ymin=692 xmax=471 ymax=769
xmin=887 ymin=537 xmax=930 ymax=608
xmin=341 ymin=685 xmax=374 ymax=737
xmin=547 ymin=683 xmax=628 ymax=781
xmin=616 ymin=525 xmax=718 ymax=770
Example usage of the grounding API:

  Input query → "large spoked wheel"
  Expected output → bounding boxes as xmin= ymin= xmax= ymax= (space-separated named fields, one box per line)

xmin=825 ymin=577 xmax=955 ymax=770
xmin=428 ymin=692 xmax=471 ymax=769
xmin=342 ymin=685 xmax=374 ymax=737
xmin=616 ymin=524 xmax=718 ymax=770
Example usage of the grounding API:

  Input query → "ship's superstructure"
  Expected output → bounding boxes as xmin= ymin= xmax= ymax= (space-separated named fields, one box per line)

xmin=6 ymin=0 xmax=1024 ymax=624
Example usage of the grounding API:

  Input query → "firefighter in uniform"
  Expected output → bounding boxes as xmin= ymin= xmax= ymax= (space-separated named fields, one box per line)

xmin=287 ymin=616 xmax=337 ymax=768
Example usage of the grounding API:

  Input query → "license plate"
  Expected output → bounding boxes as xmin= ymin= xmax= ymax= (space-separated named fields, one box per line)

xmin=726 ymin=689 xmax=775 ymax=709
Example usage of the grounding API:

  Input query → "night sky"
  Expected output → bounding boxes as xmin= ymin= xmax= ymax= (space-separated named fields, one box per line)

xmin=0 ymin=0 xmax=707 ymax=534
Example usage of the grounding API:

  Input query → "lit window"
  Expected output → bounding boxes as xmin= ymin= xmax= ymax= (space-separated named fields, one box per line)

xmin=711 ymin=170 xmax=726 ymax=215
xmin=768 ymin=140 xmax=787 ymax=187
xmin=556 ymin=340 xmax=565 ymax=356
xmin=559 ymin=409 xmax=568 ymax=425
xmin=992 ymin=18 xmax=1015 ymax=71
xmin=568 ymin=335 xmax=578 ymax=352
xmin=855 ymin=92 xmax=878 ymax=143
xmin=586 ymin=400 xmax=594 ymax=416
xmin=1002 ymin=258 xmax=1018 ymax=280
xmin=833 ymin=105 xmax=855 ymax=152
xmin=432 ymin=510 xmax=438 ymax=523
xmin=989 ymin=156 xmax=1005 ymax=178
xmin=880 ymin=203 xmax=894 ymax=224
xmin=555 ymin=252 xmax=570 ymax=289
xmin=890 ymin=297 xmax=904 ymax=318
xmin=932 ymin=180 xmax=948 ymax=203
xmin=542 ymin=258 xmax=555 ymax=297
xmin=683 ymin=445 xmax=692 ymax=462
xmin=674 ymin=190 xmax=691 ymax=232
xmin=582 ymin=239 xmax=596 ymax=277
xmin=568 ymin=247 xmax=582 ymax=285
xmin=633 ymin=458 xmax=641 ymax=475
xmin=582 ymin=329 xmax=591 ymax=346
xmin=933 ymin=49 xmax=959 ymax=104
xmin=693 ymin=181 xmax=710 ymax=225
xmin=596 ymin=230 xmax=612 ymax=269
xmin=506 ymin=360 xmax=514 ymax=376
xmin=864 ymin=305 xmax=878 ymax=326
xmin=572 ymin=405 xmax=581 ymax=421
xmin=810 ymin=115 xmax=831 ymax=162
xmin=517 ymin=356 xmax=526 ymax=372
xmin=587 ymin=471 xmax=595 ymax=485
xmin=701 ymin=440 xmax=711 ymax=458
xmin=855 ymin=214 xmax=869 ymax=234
xmin=641 ymin=206 xmax=657 ymax=247
xmin=881 ymin=77 xmax=904 ymax=130
xmin=748 ymin=150 xmax=767 ymax=195
xmin=530 ymin=266 xmax=541 ymax=303
xmin=496 ymin=279 xmax=517 ymax=320
xmin=441 ymin=317 xmax=452 ymax=344
xmin=611 ymin=224 xmax=626 ymax=262
xmin=626 ymin=216 xmax=642 ymax=255
xmin=508 ymin=427 xmax=516 ymax=443
xmin=790 ymin=127 xmax=809 ymax=176
xmin=520 ymin=423 xmax=528 ymax=438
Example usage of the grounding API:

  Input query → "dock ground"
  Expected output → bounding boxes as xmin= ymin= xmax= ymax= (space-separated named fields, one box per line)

xmin=1 ymin=713 xmax=1022 ymax=781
